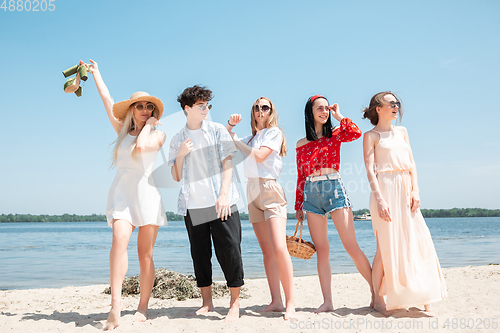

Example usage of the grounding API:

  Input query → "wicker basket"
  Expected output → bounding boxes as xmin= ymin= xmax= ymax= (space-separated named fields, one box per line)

xmin=286 ymin=220 xmax=316 ymax=259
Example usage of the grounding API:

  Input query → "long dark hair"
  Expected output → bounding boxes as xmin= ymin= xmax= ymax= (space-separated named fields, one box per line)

xmin=305 ymin=96 xmax=333 ymax=141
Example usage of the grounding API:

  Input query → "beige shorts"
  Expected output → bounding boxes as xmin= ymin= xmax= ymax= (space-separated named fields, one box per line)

xmin=247 ymin=178 xmax=287 ymax=223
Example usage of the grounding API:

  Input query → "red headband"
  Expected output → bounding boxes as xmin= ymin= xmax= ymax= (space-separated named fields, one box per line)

xmin=310 ymin=95 xmax=324 ymax=102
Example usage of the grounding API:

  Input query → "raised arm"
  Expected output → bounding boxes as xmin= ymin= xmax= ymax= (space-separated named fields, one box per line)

xmin=401 ymin=127 xmax=421 ymax=212
xmin=86 ymin=59 xmax=121 ymax=134
xmin=225 ymin=114 xmax=242 ymax=132
xmin=329 ymin=103 xmax=344 ymax=122
xmin=363 ymin=131 xmax=391 ymax=222
xmin=225 ymin=113 xmax=274 ymax=163
xmin=329 ymin=104 xmax=362 ymax=142
xmin=231 ymin=132 xmax=273 ymax=163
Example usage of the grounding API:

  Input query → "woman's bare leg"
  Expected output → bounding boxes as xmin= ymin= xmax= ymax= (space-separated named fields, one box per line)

xmin=330 ymin=208 xmax=374 ymax=306
xmin=372 ymin=234 xmax=391 ymax=316
xmin=252 ymin=221 xmax=284 ymax=312
xmin=134 ymin=224 xmax=159 ymax=322
xmin=106 ymin=219 xmax=134 ymax=330
xmin=265 ymin=217 xmax=296 ymax=319
xmin=306 ymin=212 xmax=334 ymax=313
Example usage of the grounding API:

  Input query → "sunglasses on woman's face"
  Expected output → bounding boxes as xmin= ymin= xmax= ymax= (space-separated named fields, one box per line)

xmin=135 ymin=103 xmax=155 ymax=112
xmin=387 ymin=101 xmax=401 ymax=109
xmin=254 ymin=104 xmax=271 ymax=113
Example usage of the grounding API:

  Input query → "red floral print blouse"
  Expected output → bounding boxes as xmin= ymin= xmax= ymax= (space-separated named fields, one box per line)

xmin=295 ymin=118 xmax=361 ymax=210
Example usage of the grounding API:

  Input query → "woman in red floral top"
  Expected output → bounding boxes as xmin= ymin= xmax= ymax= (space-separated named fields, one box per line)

xmin=295 ymin=95 xmax=374 ymax=313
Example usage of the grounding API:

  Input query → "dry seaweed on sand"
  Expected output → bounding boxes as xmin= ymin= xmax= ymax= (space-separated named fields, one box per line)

xmin=104 ymin=268 xmax=249 ymax=301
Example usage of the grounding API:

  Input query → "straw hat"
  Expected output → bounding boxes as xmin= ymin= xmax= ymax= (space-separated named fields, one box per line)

xmin=112 ymin=91 xmax=164 ymax=120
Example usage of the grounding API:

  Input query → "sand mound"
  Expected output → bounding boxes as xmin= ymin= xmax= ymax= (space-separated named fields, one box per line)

xmin=103 ymin=268 xmax=249 ymax=300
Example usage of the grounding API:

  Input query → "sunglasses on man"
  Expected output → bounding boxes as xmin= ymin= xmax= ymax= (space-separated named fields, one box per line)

xmin=195 ymin=103 xmax=212 ymax=111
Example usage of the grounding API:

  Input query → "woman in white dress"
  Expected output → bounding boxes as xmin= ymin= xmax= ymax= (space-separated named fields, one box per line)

xmin=226 ymin=97 xmax=295 ymax=320
xmin=86 ymin=59 xmax=167 ymax=330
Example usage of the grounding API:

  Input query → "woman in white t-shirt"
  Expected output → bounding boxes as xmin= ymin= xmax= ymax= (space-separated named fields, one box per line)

xmin=226 ymin=97 xmax=295 ymax=320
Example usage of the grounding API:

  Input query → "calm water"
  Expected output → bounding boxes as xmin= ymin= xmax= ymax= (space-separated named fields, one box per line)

xmin=0 ymin=217 xmax=499 ymax=290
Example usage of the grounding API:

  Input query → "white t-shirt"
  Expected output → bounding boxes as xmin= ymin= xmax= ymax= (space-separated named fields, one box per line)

xmin=241 ymin=127 xmax=283 ymax=179
xmin=185 ymin=128 xmax=217 ymax=209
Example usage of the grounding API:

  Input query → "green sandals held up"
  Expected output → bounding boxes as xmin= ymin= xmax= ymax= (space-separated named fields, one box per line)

xmin=62 ymin=64 xmax=88 ymax=97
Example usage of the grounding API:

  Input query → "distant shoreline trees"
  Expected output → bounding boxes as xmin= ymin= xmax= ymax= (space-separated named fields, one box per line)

xmin=419 ymin=208 xmax=500 ymax=218
xmin=0 ymin=208 xmax=499 ymax=223
xmin=350 ymin=208 xmax=500 ymax=219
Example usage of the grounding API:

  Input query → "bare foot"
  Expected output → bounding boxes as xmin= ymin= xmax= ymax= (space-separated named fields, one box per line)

xmin=187 ymin=304 xmax=214 ymax=317
xmin=260 ymin=302 xmax=285 ymax=312
xmin=105 ymin=304 xmax=123 ymax=330
xmin=133 ymin=307 xmax=148 ymax=322
xmin=373 ymin=301 xmax=392 ymax=317
xmin=370 ymin=292 xmax=375 ymax=308
xmin=313 ymin=302 xmax=334 ymax=314
xmin=424 ymin=304 xmax=431 ymax=312
xmin=224 ymin=303 xmax=240 ymax=322
xmin=284 ymin=306 xmax=296 ymax=321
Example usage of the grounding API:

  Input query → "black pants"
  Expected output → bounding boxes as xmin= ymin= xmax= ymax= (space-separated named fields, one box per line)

xmin=184 ymin=205 xmax=244 ymax=288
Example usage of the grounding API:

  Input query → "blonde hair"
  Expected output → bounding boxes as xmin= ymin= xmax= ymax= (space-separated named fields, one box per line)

xmin=111 ymin=103 xmax=161 ymax=167
xmin=249 ymin=97 xmax=287 ymax=157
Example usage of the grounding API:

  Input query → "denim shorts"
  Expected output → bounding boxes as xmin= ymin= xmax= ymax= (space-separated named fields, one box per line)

xmin=302 ymin=175 xmax=352 ymax=216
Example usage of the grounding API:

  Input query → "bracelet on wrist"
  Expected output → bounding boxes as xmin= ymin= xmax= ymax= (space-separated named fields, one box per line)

xmin=227 ymin=120 xmax=236 ymax=127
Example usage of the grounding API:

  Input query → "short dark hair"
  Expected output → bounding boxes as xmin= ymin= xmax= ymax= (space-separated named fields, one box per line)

xmin=305 ymin=96 xmax=333 ymax=141
xmin=177 ymin=85 xmax=213 ymax=112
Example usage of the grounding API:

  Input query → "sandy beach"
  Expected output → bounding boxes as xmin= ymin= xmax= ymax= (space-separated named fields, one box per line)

xmin=1 ymin=265 xmax=499 ymax=332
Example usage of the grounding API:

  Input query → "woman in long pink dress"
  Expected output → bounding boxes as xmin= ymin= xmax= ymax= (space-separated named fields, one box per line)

xmin=362 ymin=91 xmax=447 ymax=315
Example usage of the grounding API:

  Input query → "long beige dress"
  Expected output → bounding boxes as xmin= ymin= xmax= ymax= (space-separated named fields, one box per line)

xmin=369 ymin=127 xmax=447 ymax=310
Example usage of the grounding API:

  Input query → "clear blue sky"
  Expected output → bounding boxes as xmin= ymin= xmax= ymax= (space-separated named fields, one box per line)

xmin=1 ymin=0 xmax=499 ymax=214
